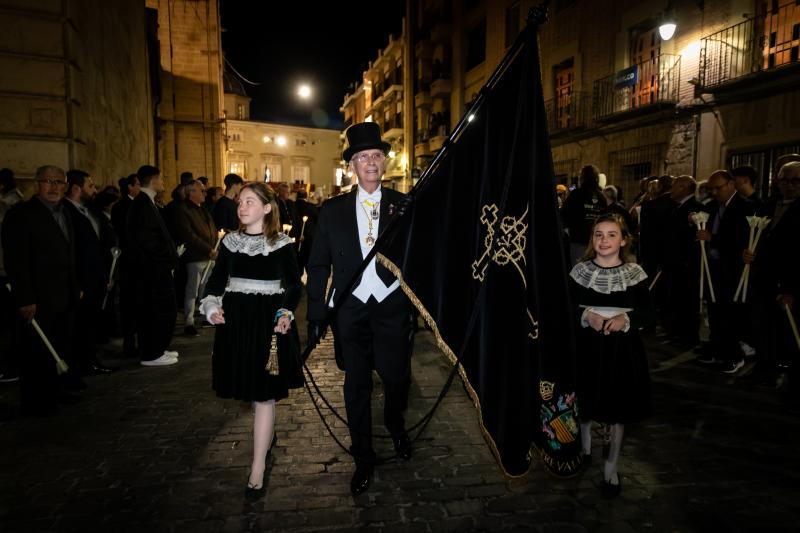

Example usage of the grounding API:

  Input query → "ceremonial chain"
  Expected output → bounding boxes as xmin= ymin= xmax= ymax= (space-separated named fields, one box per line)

xmin=359 ymin=199 xmax=379 ymax=247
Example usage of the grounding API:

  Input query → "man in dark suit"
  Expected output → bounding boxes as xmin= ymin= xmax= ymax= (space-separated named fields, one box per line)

xmin=112 ymin=174 xmax=140 ymax=357
xmin=1 ymin=165 xmax=81 ymax=416
xmin=174 ymin=179 xmax=217 ymax=336
xmin=744 ymin=161 xmax=800 ymax=392
xmin=639 ymin=175 xmax=676 ymax=315
xmin=63 ymin=169 xmax=116 ymax=375
xmin=212 ymin=173 xmax=243 ymax=232
xmin=126 ymin=165 xmax=179 ymax=367
xmin=663 ymin=175 xmax=704 ymax=346
xmin=696 ymin=170 xmax=756 ymax=373
xmin=307 ymin=122 xmax=413 ymax=496
xmin=276 ymin=182 xmax=296 ymax=229
xmin=291 ymin=189 xmax=318 ymax=275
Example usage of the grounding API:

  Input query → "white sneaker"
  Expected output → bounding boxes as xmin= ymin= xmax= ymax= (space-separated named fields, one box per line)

xmin=141 ymin=354 xmax=178 ymax=367
xmin=164 ymin=350 xmax=179 ymax=359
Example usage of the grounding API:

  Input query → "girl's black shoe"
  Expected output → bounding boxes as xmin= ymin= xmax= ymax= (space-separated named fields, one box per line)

xmin=244 ymin=469 xmax=267 ymax=501
xmin=600 ymin=476 xmax=621 ymax=499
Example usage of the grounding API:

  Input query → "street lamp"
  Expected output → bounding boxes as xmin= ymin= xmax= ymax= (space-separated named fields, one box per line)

xmin=659 ymin=21 xmax=677 ymax=40
xmin=297 ymin=84 xmax=312 ymax=99
xmin=276 ymin=136 xmax=287 ymax=147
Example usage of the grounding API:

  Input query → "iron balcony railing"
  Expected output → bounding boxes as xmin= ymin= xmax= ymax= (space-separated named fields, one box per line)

xmin=700 ymin=2 xmax=800 ymax=88
xmin=593 ymin=54 xmax=681 ymax=120
xmin=544 ymin=91 xmax=592 ymax=133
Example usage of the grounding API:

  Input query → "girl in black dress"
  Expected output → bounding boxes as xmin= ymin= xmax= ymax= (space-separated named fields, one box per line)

xmin=200 ymin=182 xmax=303 ymax=500
xmin=569 ymin=214 xmax=654 ymax=498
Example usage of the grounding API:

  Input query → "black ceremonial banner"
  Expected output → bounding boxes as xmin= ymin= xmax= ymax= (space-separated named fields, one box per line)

xmin=378 ymin=16 xmax=581 ymax=476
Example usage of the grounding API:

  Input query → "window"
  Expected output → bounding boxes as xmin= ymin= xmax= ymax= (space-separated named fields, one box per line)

xmin=629 ymin=26 xmax=662 ymax=109
xmin=236 ymin=104 xmax=244 ymax=119
xmin=466 ymin=18 xmax=487 ymax=71
xmin=291 ymin=161 xmax=310 ymax=182
xmin=230 ymin=132 xmax=242 ymax=142
xmin=553 ymin=60 xmax=574 ymax=129
xmin=762 ymin=0 xmax=800 ymax=69
xmin=229 ymin=161 xmax=245 ymax=177
xmin=729 ymin=141 xmax=800 ymax=197
xmin=608 ymin=143 xmax=666 ymax=204
xmin=295 ymin=137 xmax=307 ymax=147
xmin=505 ymin=1 xmax=521 ymax=48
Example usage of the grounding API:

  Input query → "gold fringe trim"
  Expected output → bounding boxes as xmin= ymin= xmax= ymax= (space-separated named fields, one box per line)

xmin=377 ymin=253 xmax=532 ymax=480
xmin=266 ymin=335 xmax=279 ymax=376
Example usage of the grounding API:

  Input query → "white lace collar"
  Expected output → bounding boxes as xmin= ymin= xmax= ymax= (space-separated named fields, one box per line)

xmin=222 ymin=232 xmax=293 ymax=256
xmin=569 ymin=261 xmax=647 ymax=294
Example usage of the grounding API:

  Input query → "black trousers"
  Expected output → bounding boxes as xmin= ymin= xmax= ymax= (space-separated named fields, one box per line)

xmin=73 ymin=286 xmax=104 ymax=371
xmin=18 ymin=306 xmax=75 ymax=412
xmin=707 ymin=259 xmax=743 ymax=362
xmin=336 ymin=289 xmax=412 ymax=466
xmin=135 ymin=275 xmax=177 ymax=361
xmin=664 ymin=263 xmax=700 ymax=344
xmin=119 ymin=265 xmax=138 ymax=355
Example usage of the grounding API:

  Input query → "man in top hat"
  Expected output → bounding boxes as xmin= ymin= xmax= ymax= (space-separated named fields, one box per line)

xmin=307 ymin=122 xmax=413 ymax=496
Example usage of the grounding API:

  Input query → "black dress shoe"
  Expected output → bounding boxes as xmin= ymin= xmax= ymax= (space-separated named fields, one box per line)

xmin=244 ymin=469 xmax=267 ymax=501
xmin=600 ymin=476 xmax=622 ymax=499
xmin=392 ymin=434 xmax=412 ymax=462
xmin=184 ymin=325 xmax=199 ymax=337
xmin=350 ymin=465 xmax=373 ymax=496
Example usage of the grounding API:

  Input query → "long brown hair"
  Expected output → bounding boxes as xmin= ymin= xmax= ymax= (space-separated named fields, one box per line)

xmin=580 ymin=213 xmax=635 ymax=263
xmin=239 ymin=182 xmax=281 ymax=244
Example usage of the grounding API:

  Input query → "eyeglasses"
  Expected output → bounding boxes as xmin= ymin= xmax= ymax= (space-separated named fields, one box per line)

xmin=37 ymin=179 xmax=67 ymax=187
xmin=353 ymin=152 xmax=386 ymax=164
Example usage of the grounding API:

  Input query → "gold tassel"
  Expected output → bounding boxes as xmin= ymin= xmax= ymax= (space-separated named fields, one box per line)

xmin=266 ymin=335 xmax=279 ymax=376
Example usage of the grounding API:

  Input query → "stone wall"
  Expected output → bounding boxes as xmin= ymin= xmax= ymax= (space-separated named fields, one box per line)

xmin=0 ymin=0 xmax=153 ymax=190
xmin=147 ymin=0 xmax=225 ymax=190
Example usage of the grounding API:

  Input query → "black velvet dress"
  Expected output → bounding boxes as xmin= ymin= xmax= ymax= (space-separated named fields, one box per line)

xmin=201 ymin=232 xmax=303 ymax=402
xmin=569 ymin=261 xmax=655 ymax=424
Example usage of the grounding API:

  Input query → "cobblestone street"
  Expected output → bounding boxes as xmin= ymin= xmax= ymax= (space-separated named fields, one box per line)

xmin=1 ymin=308 xmax=799 ymax=532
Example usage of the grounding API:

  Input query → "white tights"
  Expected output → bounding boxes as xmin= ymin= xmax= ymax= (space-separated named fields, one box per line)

xmin=580 ymin=421 xmax=624 ymax=485
xmin=248 ymin=399 xmax=275 ymax=489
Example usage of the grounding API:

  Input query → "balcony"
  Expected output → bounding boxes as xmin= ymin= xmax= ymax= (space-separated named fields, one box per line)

xmin=593 ymin=54 xmax=681 ymax=121
xmin=430 ymin=77 xmax=452 ymax=98
xmin=382 ymin=115 xmax=404 ymax=140
xmin=415 ymin=90 xmax=432 ymax=108
xmin=699 ymin=3 xmax=800 ymax=90
xmin=384 ymin=83 xmax=403 ymax=98
xmin=544 ymin=91 xmax=592 ymax=135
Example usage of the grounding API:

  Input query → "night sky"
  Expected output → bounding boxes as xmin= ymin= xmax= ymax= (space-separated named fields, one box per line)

xmin=220 ymin=1 xmax=405 ymax=130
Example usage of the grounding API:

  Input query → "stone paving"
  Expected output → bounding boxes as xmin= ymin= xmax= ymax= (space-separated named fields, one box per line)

xmin=1 ymin=305 xmax=799 ymax=532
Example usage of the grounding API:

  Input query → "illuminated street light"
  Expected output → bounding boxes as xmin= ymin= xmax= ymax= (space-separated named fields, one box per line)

xmin=276 ymin=136 xmax=287 ymax=146
xmin=297 ymin=84 xmax=312 ymax=99
xmin=388 ymin=150 xmax=397 ymax=158
xmin=659 ymin=22 xmax=676 ymax=40
xmin=468 ymin=114 xmax=475 ymax=122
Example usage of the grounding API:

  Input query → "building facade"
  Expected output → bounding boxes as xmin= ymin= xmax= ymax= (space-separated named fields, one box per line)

xmin=340 ymin=23 xmax=412 ymax=191
xmin=343 ymin=0 xmax=800 ymax=202
xmin=223 ymin=80 xmax=341 ymax=197
xmin=0 ymin=0 xmax=156 ymax=192
xmin=0 ymin=0 xmax=226 ymax=194
xmin=146 ymin=0 xmax=225 ymax=189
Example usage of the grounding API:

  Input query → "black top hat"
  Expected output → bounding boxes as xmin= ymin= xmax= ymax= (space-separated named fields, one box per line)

xmin=342 ymin=122 xmax=391 ymax=163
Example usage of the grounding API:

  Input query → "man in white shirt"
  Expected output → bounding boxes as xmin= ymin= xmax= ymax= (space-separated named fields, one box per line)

xmin=306 ymin=122 xmax=412 ymax=496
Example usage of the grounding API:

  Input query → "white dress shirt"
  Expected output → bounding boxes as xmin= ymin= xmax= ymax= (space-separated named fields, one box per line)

xmin=351 ymin=184 xmax=400 ymax=304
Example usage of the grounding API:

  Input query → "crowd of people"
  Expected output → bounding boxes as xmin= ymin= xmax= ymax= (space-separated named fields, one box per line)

xmin=0 ymin=140 xmax=797 ymax=503
xmin=561 ymin=157 xmax=799 ymax=496
xmin=559 ymin=158 xmax=799 ymax=381
xmin=0 ymin=165 xmax=319 ymax=417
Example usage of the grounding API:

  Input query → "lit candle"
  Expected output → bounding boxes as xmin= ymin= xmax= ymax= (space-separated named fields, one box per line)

xmin=298 ymin=215 xmax=309 ymax=251
xmin=201 ymin=230 xmax=226 ymax=284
